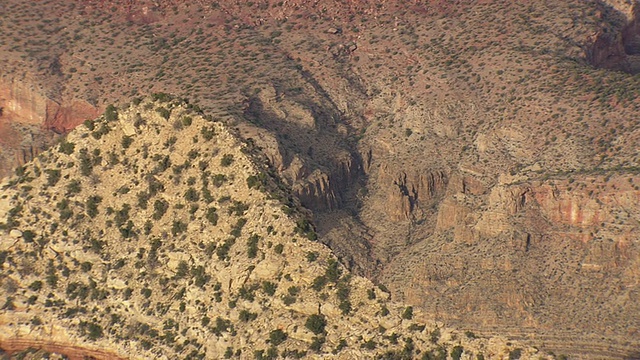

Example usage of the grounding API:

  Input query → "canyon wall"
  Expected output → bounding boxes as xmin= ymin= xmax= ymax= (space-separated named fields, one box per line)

xmin=0 ymin=77 xmax=48 ymax=126
xmin=587 ymin=2 xmax=640 ymax=73
xmin=375 ymin=168 xmax=640 ymax=357
xmin=0 ymin=76 xmax=98 ymax=178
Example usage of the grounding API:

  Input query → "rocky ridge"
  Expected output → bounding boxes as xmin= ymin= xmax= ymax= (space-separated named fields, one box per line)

xmin=0 ymin=98 xmax=543 ymax=359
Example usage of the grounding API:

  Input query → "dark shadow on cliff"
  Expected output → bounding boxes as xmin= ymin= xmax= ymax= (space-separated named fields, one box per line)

xmin=586 ymin=1 xmax=640 ymax=74
xmin=239 ymin=78 xmax=377 ymax=276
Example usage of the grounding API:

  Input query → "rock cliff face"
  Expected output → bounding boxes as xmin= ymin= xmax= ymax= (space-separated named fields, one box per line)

xmin=0 ymin=78 xmax=48 ymax=126
xmin=587 ymin=2 xmax=640 ymax=73
xmin=240 ymin=84 xmax=364 ymax=212
xmin=0 ymin=76 xmax=98 ymax=131
xmin=377 ymin=170 xmax=640 ymax=358
xmin=377 ymin=163 xmax=448 ymax=221
xmin=0 ymin=76 xmax=99 ymax=178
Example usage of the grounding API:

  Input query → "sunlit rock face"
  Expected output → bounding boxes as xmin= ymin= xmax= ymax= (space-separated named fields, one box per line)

xmin=0 ymin=76 xmax=99 ymax=178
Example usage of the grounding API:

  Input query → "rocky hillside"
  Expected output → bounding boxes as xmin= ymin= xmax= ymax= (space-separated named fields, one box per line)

xmin=2 ymin=0 xmax=640 ymax=357
xmin=0 ymin=98 xmax=544 ymax=359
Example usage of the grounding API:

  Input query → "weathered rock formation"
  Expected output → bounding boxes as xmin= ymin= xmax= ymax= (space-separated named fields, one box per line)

xmin=377 ymin=163 xmax=448 ymax=221
xmin=587 ymin=1 xmax=640 ymax=73
xmin=377 ymin=169 xmax=640 ymax=358
xmin=0 ymin=76 xmax=99 ymax=178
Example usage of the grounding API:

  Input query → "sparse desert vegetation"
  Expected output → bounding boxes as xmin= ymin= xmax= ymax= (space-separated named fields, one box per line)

xmin=0 ymin=0 xmax=640 ymax=358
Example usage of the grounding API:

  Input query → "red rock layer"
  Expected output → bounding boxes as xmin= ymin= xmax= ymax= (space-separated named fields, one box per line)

xmin=0 ymin=338 xmax=127 ymax=360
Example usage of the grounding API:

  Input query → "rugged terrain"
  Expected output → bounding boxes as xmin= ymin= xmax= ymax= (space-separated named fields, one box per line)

xmin=0 ymin=98 xmax=543 ymax=359
xmin=1 ymin=0 xmax=640 ymax=358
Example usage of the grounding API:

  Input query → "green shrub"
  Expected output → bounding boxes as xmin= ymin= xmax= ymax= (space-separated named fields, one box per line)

xmin=114 ymin=204 xmax=131 ymax=227
xmin=361 ymin=339 xmax=376 ymax=350
xmin=184 ymin=187 xmax=199 ymax=202
xmin=56 ymin=199 xmax=73 ymax=221
xmin=84 ymin=119 xmax=95 ymax=131
xmin=274 ymin=243 xmax=284 ymax=254
xmin=151 ymin=92 xmax=172 ymax=103
xmin=67 ymin=180 xmax=82 ymax=194
xmin=336 ymin=281 xmax=350 ymax=302
xmin=306 ymin=251 xmax=318 ymax=262
xmin=45 ymin=169 xmax=61 ymax=186
xmin=311 ymin=276 xmax=327 ymax=291
xmin=86 ymin=196 xmax=102 ymax=218
xmin=338 ymin=300 xmax=352 ymax=315
xmin=212 ymin=174 xmax=227 ymax=187
xmin=239 ymin=310 xmax=258 ymax=322
xmin=402 ymin=306 xmax=413 ymax=320
xmin=230 ymin=218 xmax=247 ymax=237
xmin=141 ymin=288 xmax=152 ymax=298
xmin=216 ymin=238 xmax=236 ymax=260
xmin=28 ymin=281 xmax=43 ymax=292
xmin=59 ymin=141 xmax=75 ymax=154
xmin=220 ymin=154 xmax=234 ymax=167
xmin=171 ymin=221 xmax=187 ymax=235
xmin=269 ymin=329 xmax=288 ymax=346
xmin=137 ymin=191 xmax=150 ymax=209
xmin=305 ymin=314 xmax=326 ymax=335
xmin=206 ymin=207 xmax=219 ymax=225
xmin=153 ymin=200 xmax=169 ymax=220
xmin=14 ymin=166 xmax=25 ymax=177
xmin=122 ymin=136 xmax=133 ymax=149
xmin=105 ymin=105 xmax=118 ymax=121
xmin=367 ymin=288 xmax=376 ymax=300
xmin=80 ymin=262 xmax=92 ymax=272
xmin=508 ymin=348 xmax=522 ymax=360
xmin=422 ymin=346 xmax=447 ymax=360
xmin=451 ymin=346 xmax=464 ymax=360
xmin=309 ymin=336 xmax=325 ymax=351
xmin=325 ymin=258 xmax=341 ymax=283
xmin=247 ymin=234 xmax=260 ymax=258
xmin=192 ymin=265 xmax=210 ymax=288
xmin=429 ymin=328 xmax=440 ymax=343
xmin=79 ymin=321 xmax=103 ymax=340
xmin=247 ymin=175 xmax=260 ymax=189
xmin=212 ymin=317 xmax=232 ymax=336
xmin=262 ymin=281 xmax=277 ymax=296
xmin=201 ymin=126 xmax=215 ymax=140
xmin=22 ymin=230 xmax=35 ymax=243
xmin=91 ymin=123 xmax=111 ymax=140
xmin=79 ymin=149 xmax=94 ymax=176
xmin=283 ymin=295 xmax=296 ymax=305
xmin=228 ymin=201 xmax=249 ymax=216
xmin=156 ymin=107 xmax=170 ymax=119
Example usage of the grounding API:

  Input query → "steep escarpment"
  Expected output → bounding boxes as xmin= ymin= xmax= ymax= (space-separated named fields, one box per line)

xmin=0 ymin=75 xmax=99 ymax=178
xmin=372 ymin=167 xmax=640 ymax=358
xmin=587 ymin=1 xmax=640 ymax=74
xmin=239 ymin=84 xmax=364 ymax=212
